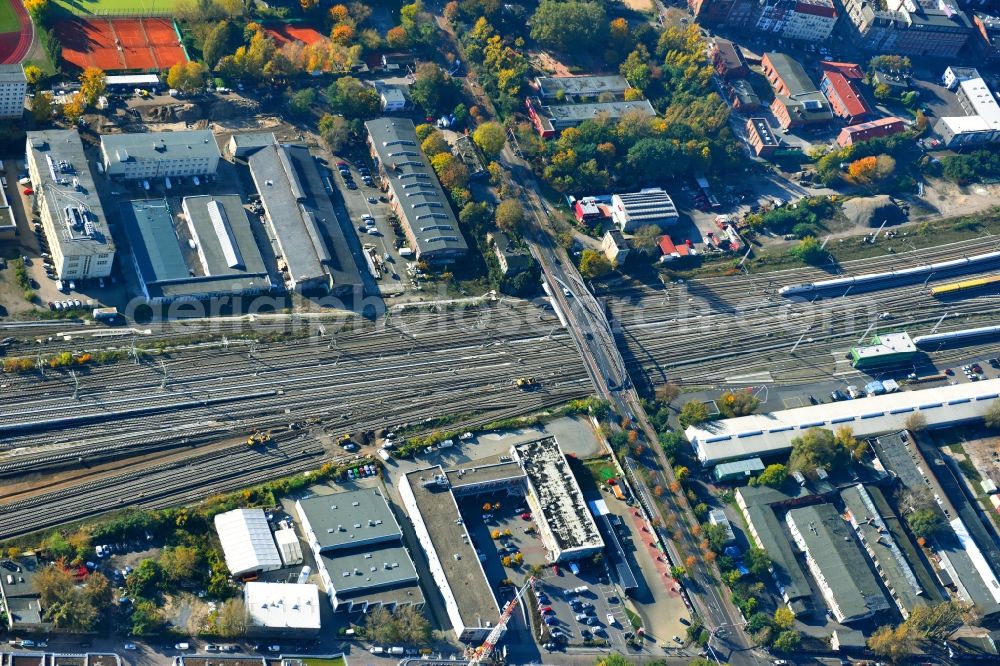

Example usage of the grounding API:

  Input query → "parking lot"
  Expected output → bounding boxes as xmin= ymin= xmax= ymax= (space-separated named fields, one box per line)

xmin=532 ymin=562 xmax=632 ymax=653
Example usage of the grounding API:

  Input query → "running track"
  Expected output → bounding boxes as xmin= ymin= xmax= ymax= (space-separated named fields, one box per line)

xmin=0 ymin=0 xmax=33 ymax=65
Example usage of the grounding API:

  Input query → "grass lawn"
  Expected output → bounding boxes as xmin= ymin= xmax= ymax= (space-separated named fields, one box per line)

xmin=51 ymin=0 xmax=185 ymax=16
xmin=303 ymin=658 xmax=346 ymax=666
xmin=0 ymin=0 xmax=19 ymax=33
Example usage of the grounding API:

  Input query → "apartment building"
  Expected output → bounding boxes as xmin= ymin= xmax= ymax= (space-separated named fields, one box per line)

xmin=25 ymin=130 xmax=115 ymax=280
xmin=819 ymin=61 xmax=873 ymax=123
xmin=839 ymin=0 xmax=972 ymax=58
xmin=101 ymin=130 xmax=221 ymax=180
xmin=0 ymin=64 xmax=26 ymax=118
xmin=757 ymin=0 xmax=839 ymax=41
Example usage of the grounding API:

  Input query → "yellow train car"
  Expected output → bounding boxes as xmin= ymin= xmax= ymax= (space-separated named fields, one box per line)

xmin=930 ymin=274 xmax=1000 ymax=297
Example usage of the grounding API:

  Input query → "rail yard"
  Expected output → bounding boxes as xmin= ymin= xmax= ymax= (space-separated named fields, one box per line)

xmin=606 ymin=236 xmax=1000 ymax=387
xmin=0 ymin=301 xmax=590 ymax=539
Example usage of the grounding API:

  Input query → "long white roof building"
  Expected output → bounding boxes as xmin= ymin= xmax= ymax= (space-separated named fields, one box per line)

xmin=687 ymin=379 xmax=1000 ymax=465
xmin=214 ymin=508 xmax=283 ymax=577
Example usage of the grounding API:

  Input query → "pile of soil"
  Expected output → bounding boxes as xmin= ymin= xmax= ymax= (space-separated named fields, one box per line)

xmin=842 ymin=195 xmax=908 ymax=228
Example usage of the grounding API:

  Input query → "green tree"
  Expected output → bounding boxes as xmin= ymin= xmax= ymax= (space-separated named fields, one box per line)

xmin=35 ymin=567 xmax=108 ymax=631
xmin=472 ymin=121 xmax=506 ymax=157
xmin=631 ymin=224 xmax=662 ymax=254
xmin=42 ymin=532 xmax=75 ymax=561
xmin=594 ymin=654 xmax=631 ymax=666
xmin=31 ymin=91 xmax=54 ymax=122
xmin=906 ymin=508 xmax=943 ymax=540
xmin=789 ymin=428 xmax=848 ymax=473
xmin=718 ymin=390 xmax=759 ymax=417
xmin=773 ymin=606 xmax=795 ymax=630
xmin=747 ymin=547 xmax=772 ymax=577
xmin=130 ymin=598 xmax=164 ymax=635
xmin=530 ymin=0 xmax=606 ymax=54
xmin=701 ymin=522 xmax=729 ymax=552
xmin=578 ymin=248 xmax=612 ymax=279
xmin=202 ymin=20 xmax=238 ymax=69
xmin=757 ymin=464 xmax=788 ymax=488
xmin=318 ymin=113 xmax=350 ymax=152
xmin=324 ymin=76 xmax=379 ymax=119
xmin=986 ymin=398 xmax=1000 ymax=429
xmin=772 ymin=630 xmax=801 ymax=652
xmin=288 ymin=88 xmax=316 ymax=116
xmin=126 ymin=559 xmax=163 ymax=598
xmin=873 ymin=83 xmax=892 ymax=100
xmin=420 ymin=131 xmax=450 ymax=156
xmin=678 ymin=401 xmax=710 ymax=428
xmin=410 ymin=62 xmax=458 ymax=116
xmin=159 ymin=545 xmax=201 ymax=583
xmin=430 ymin=152 xmax=469 ymax=191
xmin=788 ymin=236 xmax=828 ymax=265
xmin=167 ymin=62 xmax=207 ymax=93
xmin=495 ymin=199 xmax=525 ymax=233
xmin=658 ymin=430 xmax=685 ymax=460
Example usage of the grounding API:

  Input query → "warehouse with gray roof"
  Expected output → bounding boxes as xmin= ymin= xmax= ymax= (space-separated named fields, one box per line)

xmin=244 ymin=134 xmax=364 ymax=295
xmin=101 ymin=130 xmax=221 ymax=180
xmin=119 ymin=197 xmax=271 ymax=304
xmin=295 ymin=489 xmax=423 ymax=613
xmin=365 ymin=118 xmax=468 ymax=262
xmin=786 ymin=503 xmax=892 ymax=623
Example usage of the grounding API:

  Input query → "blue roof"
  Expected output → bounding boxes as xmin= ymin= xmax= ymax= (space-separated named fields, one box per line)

xmin=119 ymin=199 xmax=187 ymax=283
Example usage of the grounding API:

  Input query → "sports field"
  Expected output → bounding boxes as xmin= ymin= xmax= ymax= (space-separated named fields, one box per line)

xmin=0 ymin=0 xmax=20 ymax=34
xmin=52 ymin=0 xmax=184 ymax=15
xmin=55 ymin=16 xmax=187 ymax=70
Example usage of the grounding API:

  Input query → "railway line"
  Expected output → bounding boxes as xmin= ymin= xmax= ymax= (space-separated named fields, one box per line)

xmin=603 ymin=236 xmax=1000 ymax=387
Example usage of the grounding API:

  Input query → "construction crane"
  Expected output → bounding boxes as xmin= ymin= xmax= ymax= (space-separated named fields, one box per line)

xmin=468 ymin=576 xmax=535 ymax=666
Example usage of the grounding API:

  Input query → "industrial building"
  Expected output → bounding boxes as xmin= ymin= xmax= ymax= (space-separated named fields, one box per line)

xmin=610 ymin=188 xmax=679 ymax=232
xmin=227 ymin=132 xmax=278 ymax=158
xmin=837 ymin=116 xmax=907 ymax=148
xmin=214 ymin=508 xmax=283 ymax=578
xmin=511 ymin=437 xmax=604 ymax=562
xmin=244 ymin=134 xmax=364 ymax=295
xmin=0 ymin=64 xmax=26 ymax=118
xmin=533 ymin=75 xmax=632 ymax=100
xmin=525 ymin=97 xmax=657 ymax=138
xmin=398 ymin=461 xmax=516 ymax=643
xmin=120 ymin=196 xmax=271 ymax=304
xmin=25 ymin=130 xmax=116 ymax=280
xmin=713 ymin=457 xmax=765 ymax=483
xmin=274 ymin=528 xmax=303 ymax=567
xmin=785 ymin=503 xmax=892 ymax=623
xmin=820 ymin=61 xmax=873 ymax=124
xmin=105 ymin=74 xmax=161 ymax=91
xmin=686 ymin=378 xmax=1000 ymax=465
xmin=100 ymin=130 xmax=221 ymax=180
xmin=935 ymin=75 xmax=1000 ymax=148
xmin=746 ymin=117 xmax=781 ymax=158
xmin=243 ymin=581 xmax=321 ymax=637
xmin=870 ymin=431 xmax=1000 ymax=617
xmin=588 ymin=503 xmax=639 ymax=595
xmin=0 ymin=173 xmax=16 ymax=240
xmin=840 ymin=483 xmax=944 ymax=618
xmin=762 ymin=52 xmax=833 ymax=128
xmin=849 ymin=331 xmax=917 ymax=369
xmin=295 ymin=489 xmax=423 ymax=613
xmin=365 ymin=118 xmax=468 ymax=262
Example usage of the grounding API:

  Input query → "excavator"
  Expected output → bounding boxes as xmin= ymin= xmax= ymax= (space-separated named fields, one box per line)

xmin=247 ymin=430 xmax=272 ymax=447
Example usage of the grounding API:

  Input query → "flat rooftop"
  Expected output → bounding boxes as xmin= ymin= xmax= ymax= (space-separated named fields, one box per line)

xmin=119 ymin=199 xmax=188 ymax=283
xmin=958 ymin=78 xmax=1000 ymax=131
xmin=101 ymin=129 xmax=221 ymax=163
xmin=319 ymin=543 xmax=418 ymax=596
xmin=786 ymin=503 xmax=892 ymax=620
xmin=298 ymin=489 xmax=401 ymax=551
xmin=749 ymin=118 xmax=779 ymax=146
xmin=687 ymin=378 xmax=1000 ymax=464
xmin=402 ymin=465 xmax=499 ymax=629
xmin=0 ymin=64 xmax=24 ymax=83
xmin=244 ymin=581 xmax=321 ymax=630
xmin=181 ymin=194 xmax=267 ymax=278
xmin=542 ymin=99 xmax=656 ymax=123
xmin=852 ymin=331 xmax=916 ymax=359
xmin=446 ymin=459 xmax=525 ymax=492
xmin=26 ymin=130 xmax=115 ymax=259
xmin=535 ymin=75 xmax=631 ymax=98
xmin=512 ymin=437 xmax=603 ymax=554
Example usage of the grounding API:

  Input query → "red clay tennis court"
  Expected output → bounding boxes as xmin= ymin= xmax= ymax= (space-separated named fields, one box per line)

xmin=55 ymin=17 xmax=188 ymax=71
xmin=265 ymin=23 xmax=325 ymax=47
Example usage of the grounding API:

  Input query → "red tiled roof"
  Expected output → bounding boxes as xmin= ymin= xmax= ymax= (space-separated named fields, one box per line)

xmin=823 ymin=70 xmax=872 ymax=119
xmin=658 ymin=235 xmax=676 ymax=255
xmin=820 ymin=61 xmax=864 ymax=79
xmin=795 ymin=0 xmax=837 ymax=18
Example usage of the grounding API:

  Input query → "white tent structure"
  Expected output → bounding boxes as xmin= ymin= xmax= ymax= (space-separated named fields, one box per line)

xmin=214 ymin=508 xmax=282 ymax=577
xmin=274 ymin=528 xmax=304 ymax=566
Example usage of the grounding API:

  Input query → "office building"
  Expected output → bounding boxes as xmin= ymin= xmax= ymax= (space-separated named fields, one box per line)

xmin=820 ymin=61 xmax=873 ymax=123
xmin=365 ymin=118 xmax=468 ymax=262
xmin=610 ymin=188 xmax=679 ymax=232
xmin=762 ymin=52 xmax=833 ymax=128
xmin=244 ymin=135 xmax=364 ymax=295
xmin=935 ymin=76 xmax=1000 ymax=148
xmin=746 ymin=117 xmax=781 ymax=157
xmin=100 ymin=130 xmax=221 ymax=180
xmin=295 ymin=489 xmax=423 ymax=613
xmin=837 ymin=116 xmax=906 ymax=147
xmin=0 ymin=64 xmax=26 ymax=118
xmin=786 ymin=503 xmax=892 ymax=623
xmin=711 ymin=39 xmax=749 ymax=79
xmin=25 ymin=130 xmax=115 ymax=280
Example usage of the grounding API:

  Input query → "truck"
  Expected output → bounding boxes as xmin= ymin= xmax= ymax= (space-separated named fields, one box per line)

xmin=611 ymin=484 xmax=626 ymax=501
xmin=92 ymin=306 xmax=119 ymax=322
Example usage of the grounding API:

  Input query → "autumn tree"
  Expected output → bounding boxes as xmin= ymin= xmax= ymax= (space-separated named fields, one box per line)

xmin=24 ymin=0 xmax=48 ymax=20
xmin=472 ymin=121 xmax=506 ymax=157
xmin=63 ymin=93 xmax=86 ymax=124
xmin=578 ymin=248 xmax=611 ymax=279
xmin=324 ymin=76 xmax=379 ymax=119
xmin=906 ymin=508 xmax=943 ymax=540
xmin=678 ymin=400 xmax=710 ymax=427
xmin=79 ymin=67 xmax=107 ymax=106
xmin=430 ymin=152 xmax=469 ymax=191
xmin=36 ymin=567 xmax=109 ymax=631
xmin=655 ymin=382 xmax=680 ymax=405
xmin=904 ymin=412 xmax=928 ymax=432
xmin=31 ymin=92 xmax=54 ymax=123
xmin=167 ymin=62 xmax=208 ymax=94
xmin=318 ymin=113 xmax=350 ymax=152
xmin=23 ymin=65 xmax=43 ymax=87
xmin=789 ymin=428 xmax=849 ymax=473
xmin=718 ymin=390 xmax=759 ymax=417
xmin=495 ymin=199 xmax=525 ymax=233
xmin=756 ymin=464 xmax=788 ymax=488
xmin=904 ymin=600 xmax=970 ymax=640
xmin=410 ymin=63 xmax=459 ymax=116
xmin=788 ymin=236 xmax=828 ymax=265
xmin=772 ymin=630 xmax=801 ymax=652
xmin=159 ymin=545 xmax=201 ymax=583
xmin=215 ymin=597 xmax=247 ymax=637
xmin=631 ymin=224 xmax=662 ymax=254
xmin=420 ymin=131 xmax=450 ymax=156
xmin=985 ymin=398 xmax=1000 ymax=429
xmin=868 ymin=624 xmax=915 ymax=662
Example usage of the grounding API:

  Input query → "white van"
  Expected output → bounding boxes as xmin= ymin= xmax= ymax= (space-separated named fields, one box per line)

xmin=439 ymin=439 xmax=454 ymax=448
xmin=369 ymin=647 xmax=385 ymax=655
xmin=388 ymin=647 xmax=405 ymax=655
xmin=175 ymin=643 xmax=190 ymax=650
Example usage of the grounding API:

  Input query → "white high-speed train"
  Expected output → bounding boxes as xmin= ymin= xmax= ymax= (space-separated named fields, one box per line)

xmin=778 ymin=250 xmax=1000 ymax=297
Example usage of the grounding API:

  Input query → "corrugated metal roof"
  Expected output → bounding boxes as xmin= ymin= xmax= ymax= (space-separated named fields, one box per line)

xmin=214 ymin=508 xmax=282 ymax=576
